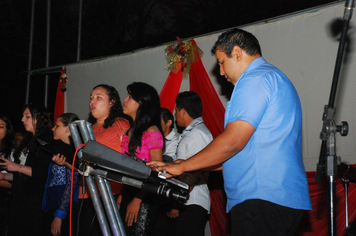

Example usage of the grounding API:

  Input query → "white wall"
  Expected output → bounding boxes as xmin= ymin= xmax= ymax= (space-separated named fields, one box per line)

xmin=66 ymin=2 xmax=356 ymax=171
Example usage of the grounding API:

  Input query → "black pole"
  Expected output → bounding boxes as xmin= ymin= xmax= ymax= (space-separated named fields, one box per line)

xmin=315 ymin=1 xmax=355 ymax=235
xmin=25 ymin=0 xmax=35 ymax=104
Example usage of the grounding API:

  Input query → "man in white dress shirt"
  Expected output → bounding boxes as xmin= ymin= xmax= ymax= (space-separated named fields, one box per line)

xmin=169 ymin=91 xmax=212 ymax=236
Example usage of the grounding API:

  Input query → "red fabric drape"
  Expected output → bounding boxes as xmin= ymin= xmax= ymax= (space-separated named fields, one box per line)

xmin=188 ymin=41 xmax=225 ymax=139
xmin=54 ymin=69 xmax=66 ymax=123
xmin=159 ymin=69 xmax=184 ymax=113
xmin=209 ymin=189 xmax=230 ymax=236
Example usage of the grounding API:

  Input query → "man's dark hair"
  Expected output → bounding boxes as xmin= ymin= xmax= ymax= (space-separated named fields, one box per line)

xmin=211 ymin=28 xmax=262 ymax=57
xmin=175 ymin=91 xmax=202 ymax=119
xmin=160 ymin=108 xmax=174 ymax=130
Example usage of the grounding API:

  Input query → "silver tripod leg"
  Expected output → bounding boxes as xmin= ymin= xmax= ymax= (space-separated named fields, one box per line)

xmin=95 ymin=175 xmax=126 ymax=236
xmin=104 ymin=179 xmax=126 ymax=235
xmin=85 ymin=174 xmax=112 ymax=236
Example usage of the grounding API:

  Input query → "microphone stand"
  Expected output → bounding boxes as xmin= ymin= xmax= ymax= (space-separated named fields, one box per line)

xmin=315 ymin=1 xmax=354 ymax=235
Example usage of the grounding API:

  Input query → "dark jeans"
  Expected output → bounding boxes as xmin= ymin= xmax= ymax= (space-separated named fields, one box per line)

xmin=230 ymin=199 xmax=303 ymax=236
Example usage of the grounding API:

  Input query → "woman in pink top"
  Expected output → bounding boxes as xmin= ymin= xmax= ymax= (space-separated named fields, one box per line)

xmin=120 ymin=82 xmax=164 ymax=236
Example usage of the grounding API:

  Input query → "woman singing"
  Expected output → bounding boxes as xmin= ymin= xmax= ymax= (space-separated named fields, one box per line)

xmin=120 ymin=82 xmax=164 ymax=236
xmin=75 ymin=84 xmax=130 ymax=235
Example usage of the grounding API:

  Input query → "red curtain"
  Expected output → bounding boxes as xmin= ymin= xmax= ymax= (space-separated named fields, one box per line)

xmin=189 ymin=40 xmax=225 ymax=139
xmin=53 ymin=69 xmax=66 ymax=123
xmin=159 ymin=67 xmax=184 ymax=113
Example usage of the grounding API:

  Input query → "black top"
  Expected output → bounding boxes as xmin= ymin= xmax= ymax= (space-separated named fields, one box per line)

xmin=7 ymin=131 xmax=54 ymax=236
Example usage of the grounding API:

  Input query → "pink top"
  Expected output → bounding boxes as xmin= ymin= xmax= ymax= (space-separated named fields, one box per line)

xmin=121 ymin=131 xmax=164 ymax=162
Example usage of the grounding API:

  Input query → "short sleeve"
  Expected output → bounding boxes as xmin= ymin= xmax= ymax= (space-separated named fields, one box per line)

xmin=227 ymin=73 xmax=271 ymax=129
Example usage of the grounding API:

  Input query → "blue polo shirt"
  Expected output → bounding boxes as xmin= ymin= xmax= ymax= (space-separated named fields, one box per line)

xmin=223 ymin=57 xmax=312 ymax=212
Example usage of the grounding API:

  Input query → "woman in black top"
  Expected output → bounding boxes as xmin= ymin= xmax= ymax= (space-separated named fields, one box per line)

xmin=0 ymin=104 xmax=53 ymax=236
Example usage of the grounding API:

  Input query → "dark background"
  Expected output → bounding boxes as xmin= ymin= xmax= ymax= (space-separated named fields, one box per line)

xmin=0 ymin=0 xmax=338 ymax=131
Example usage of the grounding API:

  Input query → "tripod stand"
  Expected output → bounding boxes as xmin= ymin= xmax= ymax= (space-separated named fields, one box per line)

xmin=68 ymin=120 xmax=189 ymax=236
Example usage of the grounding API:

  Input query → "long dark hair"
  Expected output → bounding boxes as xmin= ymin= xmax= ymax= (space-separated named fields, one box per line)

xmin=0 ymin=114 xmax=15 ymax=159
xmin=13 ymin=104 xmax=53 ymax=161
xmin=88 ymin=84 xmax=129 ymax=128
xmin=126 ymin=82 xmax=163 ymax=156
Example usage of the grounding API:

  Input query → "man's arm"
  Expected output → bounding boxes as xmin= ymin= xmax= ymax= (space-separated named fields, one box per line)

xmin=148 ymin=120 xmax=255 ymax=175
xmin=180 ymin=120 xmax=254 ymax=171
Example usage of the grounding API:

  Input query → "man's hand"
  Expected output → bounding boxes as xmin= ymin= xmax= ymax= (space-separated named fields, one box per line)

xmin=146 ymin=160 xmax=185 ymax=177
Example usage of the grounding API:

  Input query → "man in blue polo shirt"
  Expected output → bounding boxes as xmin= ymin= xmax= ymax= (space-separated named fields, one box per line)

xmin=148 ymin=28 xmax=311 ymax=236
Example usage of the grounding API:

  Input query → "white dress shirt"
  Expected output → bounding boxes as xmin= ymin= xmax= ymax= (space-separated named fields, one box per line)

xmin=163 ymin=129 xmax=179 ymax=159
xmin=176 ymin=117 xmax=212 ymax=212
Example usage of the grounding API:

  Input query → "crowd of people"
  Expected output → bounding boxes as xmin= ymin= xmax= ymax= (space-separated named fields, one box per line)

xmin=0 ymin=28 xmax=311 ymax=236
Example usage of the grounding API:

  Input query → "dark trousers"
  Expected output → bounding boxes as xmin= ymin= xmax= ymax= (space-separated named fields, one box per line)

xmin=154 ymin=204 xmax=208 ymax=236
xmin=230 ymin=199 xmax=303 ymax=236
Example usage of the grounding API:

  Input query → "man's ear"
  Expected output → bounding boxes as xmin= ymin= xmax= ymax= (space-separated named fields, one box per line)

xmin=232 ymin=46 xmax=243 ymax=61
xmin=166 ymin=119 xmax=173 ymax=128
xmin=180 ymin=108 xmax=187 ymax=117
